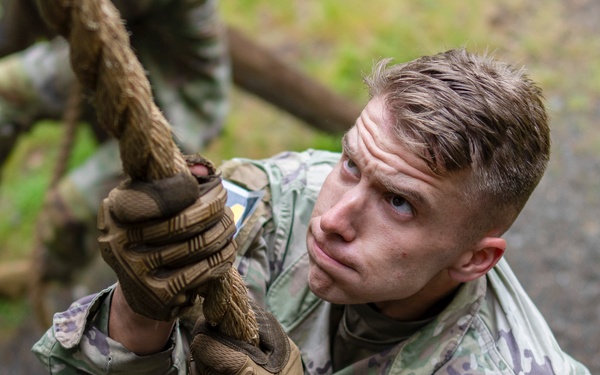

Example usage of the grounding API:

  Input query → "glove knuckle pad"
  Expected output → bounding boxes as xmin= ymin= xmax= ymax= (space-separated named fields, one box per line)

xmin=126 ymin=183 xmax=227 ymax=245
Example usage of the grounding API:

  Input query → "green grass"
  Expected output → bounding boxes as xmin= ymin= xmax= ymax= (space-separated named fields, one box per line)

xmin=0 ymin=297 xmax=28 ymax=337
xmin=0 ymin=122 xmax=97 ymax=262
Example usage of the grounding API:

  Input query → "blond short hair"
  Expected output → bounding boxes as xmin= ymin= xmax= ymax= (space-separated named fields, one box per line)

xmin=364 ymin=49 xmax=550 ymax=233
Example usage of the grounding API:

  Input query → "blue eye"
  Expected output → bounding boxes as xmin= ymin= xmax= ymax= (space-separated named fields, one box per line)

xmin=389 ymin=195 xmax=413 ymax=215
xmin=344 ymin=158 xmax=360 ymax=176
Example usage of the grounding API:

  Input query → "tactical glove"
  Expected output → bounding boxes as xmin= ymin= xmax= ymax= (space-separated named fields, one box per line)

xmin=97 ymin=159 xmax=237 ymax=321
xmin=189 ymin=302 xmax=304 ymax=375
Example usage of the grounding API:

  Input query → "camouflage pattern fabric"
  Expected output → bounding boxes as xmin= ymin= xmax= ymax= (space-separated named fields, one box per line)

xmin=0 ymin=0 xmax=230 ymax=278
xmin=33 ymin=288 xmax=189 ymax=374
xmin=32 ymin=150 xmax=591 ymax=374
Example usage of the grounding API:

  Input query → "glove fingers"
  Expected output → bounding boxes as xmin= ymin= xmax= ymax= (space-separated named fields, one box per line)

xmin=122 ymin=183 xmax=228 ymax=245
xmin=107 ymin=172 xmax=203 ymax=223
xmin=136 ymin=208 xmax=236 ymax=269
xmin=100 ymin=199 xmax=235 ymax=271
xmin=99 ymin=190 xmax=238 ymax=321
xmin=106 ymin=240 xmax=237 ymax=321
xmin=191 ymin=332 xmax=249 ymax=375
xmin=151 ymin=241 xmax=236 ymax=305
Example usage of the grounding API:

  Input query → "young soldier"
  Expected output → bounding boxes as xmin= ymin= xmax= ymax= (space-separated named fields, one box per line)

xmin=33 ymin=49 xmax=590 ymax=374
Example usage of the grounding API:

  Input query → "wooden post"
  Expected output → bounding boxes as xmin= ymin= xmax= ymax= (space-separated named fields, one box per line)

xmin=227 ymin=26 xmax=362 ymax=134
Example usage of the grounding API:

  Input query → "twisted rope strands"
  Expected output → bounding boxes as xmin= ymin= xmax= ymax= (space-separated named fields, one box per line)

xmin=38 ymin=0 xmax=184 ymax=181
xmin=35 ymin=0 xmax=258 ymax=345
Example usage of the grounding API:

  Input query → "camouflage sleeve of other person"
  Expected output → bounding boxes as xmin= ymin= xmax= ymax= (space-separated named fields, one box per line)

xmin=0 ymin=0 xmax=229 ymax=157
xmin=125 ymin=0 xmax=231 ymax=153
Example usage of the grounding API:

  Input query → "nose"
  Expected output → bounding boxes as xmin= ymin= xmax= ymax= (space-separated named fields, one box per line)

xmin=319 ymin=189 xmax=362 ymax=242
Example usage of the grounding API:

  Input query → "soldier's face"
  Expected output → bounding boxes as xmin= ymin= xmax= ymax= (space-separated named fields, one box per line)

xmin=306 ymin=96 xmax=480 ymax=318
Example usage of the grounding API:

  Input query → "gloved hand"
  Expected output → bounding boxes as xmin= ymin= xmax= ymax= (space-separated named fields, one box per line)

xmin=97 ymin=156 xmax=237 ymax=321
xmin=189 ymin=302 xmax=304 ymax=375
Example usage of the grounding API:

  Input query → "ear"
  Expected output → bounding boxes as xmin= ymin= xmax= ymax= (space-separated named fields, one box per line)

xmin=447 ymin=237 xmax=506 ymax=283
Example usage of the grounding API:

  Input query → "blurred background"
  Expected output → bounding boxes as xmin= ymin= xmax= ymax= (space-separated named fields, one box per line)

xmin=0 ymin=0 xmax=598 ymax=373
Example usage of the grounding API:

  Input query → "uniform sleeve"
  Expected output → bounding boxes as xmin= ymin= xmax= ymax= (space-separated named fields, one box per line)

xmin=127 ymin=0 xmax=231 ymax=153
xmin=219 ymin=151 xmax=340 ymax=309
xmin=32 ymin=286 xmax=190 ymax=375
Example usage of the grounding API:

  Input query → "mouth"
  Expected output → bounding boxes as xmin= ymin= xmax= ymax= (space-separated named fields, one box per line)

xmin=308 ymin=228 xmax=355 ymax=272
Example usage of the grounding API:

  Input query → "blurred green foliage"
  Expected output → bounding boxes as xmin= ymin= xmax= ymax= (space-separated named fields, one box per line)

xmin=0 ymin=123 xmax=97 ymax=262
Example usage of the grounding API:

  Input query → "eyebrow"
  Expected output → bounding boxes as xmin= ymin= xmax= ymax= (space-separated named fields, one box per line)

xmin=341 ymin=132 xmax=431 ymax=211
xmin=341 ymin=132 xmax=357 ymax=160
xmin=382 ymin=180 xmax=430 ymax=211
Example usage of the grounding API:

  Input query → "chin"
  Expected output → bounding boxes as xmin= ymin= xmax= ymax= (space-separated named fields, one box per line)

xmin=308 ymin=269 xmax=333 ymax=301
xmin=308 ymin=271 xmax=350 ymax=305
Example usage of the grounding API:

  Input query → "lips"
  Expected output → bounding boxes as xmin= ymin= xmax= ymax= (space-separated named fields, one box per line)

xmin=308 ymin=226 xmax=355 ymax=272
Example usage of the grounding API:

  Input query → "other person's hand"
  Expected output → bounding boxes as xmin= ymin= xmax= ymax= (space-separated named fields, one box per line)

xmin=189 ymin=302 xmax=304 ymax=375
xmin=98 ymin=155 xmax=237 ymax=321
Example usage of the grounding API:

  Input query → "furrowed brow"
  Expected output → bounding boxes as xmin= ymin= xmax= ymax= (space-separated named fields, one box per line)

xmin=341 ymin=132 xmax=358 ymax=160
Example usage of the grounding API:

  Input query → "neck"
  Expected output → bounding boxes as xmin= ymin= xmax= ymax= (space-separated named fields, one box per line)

xmin=372 ymin=276 xmax=461 ymax=321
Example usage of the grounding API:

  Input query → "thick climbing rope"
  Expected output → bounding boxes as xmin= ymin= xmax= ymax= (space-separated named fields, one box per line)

xmin=35 ymin=0 xmax=259 ymax=345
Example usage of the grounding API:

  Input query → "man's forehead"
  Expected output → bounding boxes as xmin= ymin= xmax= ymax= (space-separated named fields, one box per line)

xmin=341 ymin=124 xmax=376 ymax=155
xmin=341 ymin=121 xmax=473 ymax=206
xmin=341 ymin=120 xmax=403 ymax=165
xmin=343 ymin=97 xmax=402 ymax=152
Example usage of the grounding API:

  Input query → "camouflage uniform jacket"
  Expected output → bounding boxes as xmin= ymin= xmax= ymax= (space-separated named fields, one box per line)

xmin=32 ymin=150 xmax=591 ymax=374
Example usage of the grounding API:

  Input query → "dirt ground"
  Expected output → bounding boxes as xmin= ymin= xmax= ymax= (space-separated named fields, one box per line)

xmin=2 ymin=1 xmax=599 ymax=374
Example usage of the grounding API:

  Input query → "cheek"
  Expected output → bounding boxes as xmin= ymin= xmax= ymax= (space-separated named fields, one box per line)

xmin=359 ymin=240 xmax=408 ymax=279
xmin=363 ymin=240 xmax=442 ymax=286
xmin=312 ymin=173 xmax=340 ymax=217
